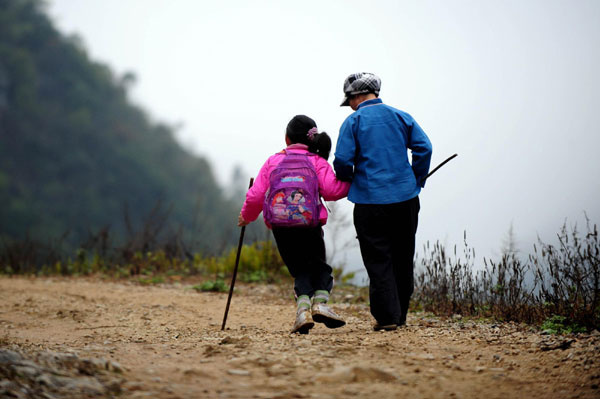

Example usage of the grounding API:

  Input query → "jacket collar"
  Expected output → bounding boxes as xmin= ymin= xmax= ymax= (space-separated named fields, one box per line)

xmin=286 ymin=143 xmax=309 ymax=151
xmin=357 ymin=98 xmax=383 ymax=110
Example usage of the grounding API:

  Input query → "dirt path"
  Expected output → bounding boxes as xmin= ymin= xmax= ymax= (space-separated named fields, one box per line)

xmin=1 ymin=277 xmax=598 ymax=399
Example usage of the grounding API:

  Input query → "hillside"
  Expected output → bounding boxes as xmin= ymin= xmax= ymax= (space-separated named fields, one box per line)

xmin=0 ymin=0 xmax=241 ymax=253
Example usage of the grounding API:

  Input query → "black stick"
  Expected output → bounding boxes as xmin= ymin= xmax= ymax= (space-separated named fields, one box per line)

xmin=421 ymin=153 xmax=458 ymax=183
xmin=221 ymin=177 xmax=254 ymax=331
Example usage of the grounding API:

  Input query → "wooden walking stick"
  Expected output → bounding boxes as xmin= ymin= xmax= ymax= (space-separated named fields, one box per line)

xmin=421 ymin=153 xmax=458 ymax=183
xmin=221 ymin=177 xmax=254 ymax=330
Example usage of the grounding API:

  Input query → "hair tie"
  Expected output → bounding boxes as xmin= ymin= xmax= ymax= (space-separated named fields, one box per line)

xmin=307 ymin=127 xmax=318 ymax=140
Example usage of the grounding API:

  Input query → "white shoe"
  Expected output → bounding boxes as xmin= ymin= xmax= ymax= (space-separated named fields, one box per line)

xmin=291 ymin=309 xmax=314 ymax=334
xmin=311 ymin=303 xmax=346 ymax=329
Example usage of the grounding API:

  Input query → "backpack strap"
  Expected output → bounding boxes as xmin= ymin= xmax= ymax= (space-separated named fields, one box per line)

xmin=282 ymin=148 xmax=317 ymax=157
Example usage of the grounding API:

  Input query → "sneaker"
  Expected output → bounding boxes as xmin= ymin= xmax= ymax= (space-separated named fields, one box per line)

xmin=291 ymin=309 xmax=314 ymax=334
xmin=373 ymin=322 xmax=398 ymax=331
xmin=311 ymin=303 xmax=346 ymax=329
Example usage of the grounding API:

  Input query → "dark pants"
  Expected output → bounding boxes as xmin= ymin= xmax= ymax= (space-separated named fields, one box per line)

xmin=354 ymin=196 xmax=420 ymax=325
xmin=272 ymin=226 xmax=333 ymax=297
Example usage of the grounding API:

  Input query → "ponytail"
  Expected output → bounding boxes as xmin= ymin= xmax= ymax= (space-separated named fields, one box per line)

xmin=286 ymin=115 xmax=331 ymax=160
xmin=308 ymin=132 xmax=332 ymax=161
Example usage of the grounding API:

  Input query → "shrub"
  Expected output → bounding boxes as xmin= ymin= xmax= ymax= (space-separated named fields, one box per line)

xmin=414 ymin=219 xmax=599 ymax=331
xmin=193 ymin=279 xmax=228 ymax=293
xmin=531 ymin=218 xmax=599 ymax=331
xmin=541 ymin=315 xmax=586 ymax=335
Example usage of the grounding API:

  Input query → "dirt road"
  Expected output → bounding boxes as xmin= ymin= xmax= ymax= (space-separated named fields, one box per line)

xmin=1 ymin=277 xmax=598 ymax=398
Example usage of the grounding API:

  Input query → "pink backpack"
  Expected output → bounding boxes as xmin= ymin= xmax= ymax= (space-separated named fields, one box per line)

xmin=263 ymin=150 xmax=320 ymax=228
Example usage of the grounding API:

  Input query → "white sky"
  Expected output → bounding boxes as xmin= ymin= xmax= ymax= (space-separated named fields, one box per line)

xmin=48 ymin=0 xmax=600 ymax=276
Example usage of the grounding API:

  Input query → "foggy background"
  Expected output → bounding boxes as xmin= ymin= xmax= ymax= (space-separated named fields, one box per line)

xmin=48 ymin=0 xmax=600 ymax=279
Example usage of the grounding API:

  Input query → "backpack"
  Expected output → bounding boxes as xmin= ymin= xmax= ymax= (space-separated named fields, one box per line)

xmin=264 ymin=150 xmax=320 ymax=228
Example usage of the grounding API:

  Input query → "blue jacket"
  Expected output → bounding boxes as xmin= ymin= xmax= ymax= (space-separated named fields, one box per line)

xmin=333 ymin=98 xmax=433 ymax=204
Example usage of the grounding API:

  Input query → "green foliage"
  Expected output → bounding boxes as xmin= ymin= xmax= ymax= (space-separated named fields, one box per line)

xmin=193 ymin=279 xmax=228 ymax=293
xmin=541 ymin=315 xmax=586 ymax=335
xmin=0 ymin=0 xmax=240 ymax=254
xmin=240 ymin=269 xmax=270 ymax=283
xmin=333 ymin=266 xmax=355 ymax=285
xmin=1 ymin=239 xmax=293 ymax=294
xmin=221 ymin=241 xmax=286 ymax=283
xmin=138 ymin=276 xmax=165 ymax=286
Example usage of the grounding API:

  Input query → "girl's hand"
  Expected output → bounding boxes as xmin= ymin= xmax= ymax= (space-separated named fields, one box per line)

xmin=238 ymin=213 xmax=250 ymax=227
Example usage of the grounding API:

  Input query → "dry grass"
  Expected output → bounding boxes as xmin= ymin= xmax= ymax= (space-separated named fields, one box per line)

xmin=414 ymin=219 xmax=599 ymax=331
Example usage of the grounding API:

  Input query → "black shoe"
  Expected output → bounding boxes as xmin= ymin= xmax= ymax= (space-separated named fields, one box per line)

xmin=373 ymin=322 xmax=398 ymax=331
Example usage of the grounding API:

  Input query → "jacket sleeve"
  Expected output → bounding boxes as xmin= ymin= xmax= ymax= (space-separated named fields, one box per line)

xmin=333 ymin=117 xmax=356 ymax=182
xmin=240 ymin=157 xmax=272 ymax=222
xmin=407 ymin=117 xmax=433 ymax=187
xmin=314 ymin=157 xmax=350 ymax=201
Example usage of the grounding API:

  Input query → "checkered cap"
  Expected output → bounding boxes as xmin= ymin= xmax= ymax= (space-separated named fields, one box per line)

xmin=340 ymin=72 xmax=381 ymax=106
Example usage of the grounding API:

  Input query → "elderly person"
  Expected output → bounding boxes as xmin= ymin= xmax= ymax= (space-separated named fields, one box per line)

xmin=334 ymin=72 xmax=433 ymax=331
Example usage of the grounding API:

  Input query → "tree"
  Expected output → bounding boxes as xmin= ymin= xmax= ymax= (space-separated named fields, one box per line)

xmin=501 ymin=222 xmax=519 ymax=257
xmin=0 ymin=0 xmax=241 ymax=254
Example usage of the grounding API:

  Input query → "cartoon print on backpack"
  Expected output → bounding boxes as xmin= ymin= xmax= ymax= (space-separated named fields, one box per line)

xmin=268 ymin=188 xmax=313 ymax=225
xmin=271 ymin=191 xmax=288 ymax=220
xmin=264 ymin=150 xmax=320 ymax=228
xmin=287 ymin=189 xmax=312 ymax=224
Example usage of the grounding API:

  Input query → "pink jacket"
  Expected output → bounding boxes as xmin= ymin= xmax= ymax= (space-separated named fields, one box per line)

xmin=241 ymin=144 xmax=350 ymax=227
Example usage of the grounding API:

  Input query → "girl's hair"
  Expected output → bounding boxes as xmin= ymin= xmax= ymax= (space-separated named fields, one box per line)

xmin=286 ymin=115 xmax=332 ymax=160
xmin=308 ymin=132 xmax=331 ymax=161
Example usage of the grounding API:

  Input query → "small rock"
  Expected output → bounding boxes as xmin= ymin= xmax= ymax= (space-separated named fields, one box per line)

xmin=266 ymin=364 xmax=292 ymax=376
xmin=228 ymin=369 xmax=250 ymax=376
xmin=107 ymin=360 xmax=123 ymax=373
xmin=220 ymin=336 xmax=236 ymax=345
xmin=14 ymin=366 xmax=40 ymax=379
xmin=183 ymin=368 xmax=213 ymax=378
xmin=0 ymin=350 xmax=23 ymax=364
xmin=105 ymin=379 xmax=123 ymax=394
xmin=450 ymin=362 xmax=463 ymax=371
xmin=35 ymin=373 xmax=56 ymax=387
xmin=123 ymin=381 xmax=145 ymax=391
xmin=0 ymin=379 xmax=20 ymax=392
xmin=540 ymin=339 xmax=574 ymax=351
xmin=63 ymin=376 xmax=106 ymax=395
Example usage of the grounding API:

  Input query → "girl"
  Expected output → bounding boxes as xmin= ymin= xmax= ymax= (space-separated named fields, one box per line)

xmin=238 ymin=115 xmax=350 ymax=334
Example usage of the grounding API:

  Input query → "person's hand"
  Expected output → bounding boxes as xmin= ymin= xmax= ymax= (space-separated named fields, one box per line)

xmin=238 ymin=213 xmax=250 ymax=227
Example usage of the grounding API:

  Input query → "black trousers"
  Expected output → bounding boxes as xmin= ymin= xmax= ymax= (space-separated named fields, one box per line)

xmin=354 ymin=196 xmax=420 ymax=325
xmin=272 ymin=226 xmax=333 ymax=298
